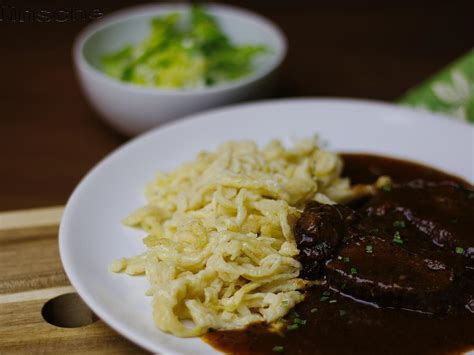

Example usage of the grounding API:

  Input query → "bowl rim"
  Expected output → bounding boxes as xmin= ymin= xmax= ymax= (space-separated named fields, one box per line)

xmin=73 ymin=2 xmax=287 ymax=96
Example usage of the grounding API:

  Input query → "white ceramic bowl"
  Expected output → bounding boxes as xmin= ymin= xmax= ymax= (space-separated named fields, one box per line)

xmin=73 ymin=3 xmax=287 ymax=136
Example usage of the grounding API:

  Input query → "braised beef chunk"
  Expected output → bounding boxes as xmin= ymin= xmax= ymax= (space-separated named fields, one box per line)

xmin=364 ymin=180 xmax=474 ymax=250
xmin=294 ymin=202 xmax=356 ymax=278
xmin=326 ymin=236 xmax=459 ymax=313
xmin=295 ymin=179 xmax=474 ymax=315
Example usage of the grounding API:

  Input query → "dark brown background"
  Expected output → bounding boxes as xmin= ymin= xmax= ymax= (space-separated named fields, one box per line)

xmin=1 ymin=0 xmax=473 ymax=211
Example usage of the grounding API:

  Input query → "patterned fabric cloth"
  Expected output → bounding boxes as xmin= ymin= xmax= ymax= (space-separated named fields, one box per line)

xmin=399 ymin=49 xmax=474 ymax=124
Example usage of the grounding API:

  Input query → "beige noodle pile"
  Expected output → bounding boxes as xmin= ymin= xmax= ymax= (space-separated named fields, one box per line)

xmin=111 ymin=138 xmax=357 ymax=337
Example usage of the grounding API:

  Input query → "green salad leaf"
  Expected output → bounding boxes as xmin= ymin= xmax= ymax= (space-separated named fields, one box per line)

xmin=101 ymin=5 xmax=267 ymax=89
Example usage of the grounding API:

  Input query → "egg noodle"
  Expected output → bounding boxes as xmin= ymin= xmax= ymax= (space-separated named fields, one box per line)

xmin=110 ymin=138 xmax=357 ymax=337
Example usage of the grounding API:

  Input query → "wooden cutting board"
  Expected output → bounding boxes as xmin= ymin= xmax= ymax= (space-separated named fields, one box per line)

xmin=0 ymin=206 xmax=146 ymax=353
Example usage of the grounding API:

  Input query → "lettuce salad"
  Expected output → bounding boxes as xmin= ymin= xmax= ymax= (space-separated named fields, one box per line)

xmin=101 ymin=6 xmax=267 ymax=89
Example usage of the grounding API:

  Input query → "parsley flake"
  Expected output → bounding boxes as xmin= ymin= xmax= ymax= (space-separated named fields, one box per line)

xmin=393 ymin=220 xmax=406 ymax=228
xmin=393 ymin=231 xmax=404 ymax=245
xmin=290 ymin=310 xmax=300 ymax=318
xmin=287 ymin=324 xmax=299 ymax=331
xmin=294 ymin=318 xmax=307 ymax=325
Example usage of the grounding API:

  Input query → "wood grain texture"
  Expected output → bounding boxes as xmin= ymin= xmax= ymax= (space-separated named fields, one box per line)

xmin=0 ymin=298 xmax=144 ymax=354
xmin=0 ymin=232 xmax=68 ymax=294
xmin=0 ymin=206 xmax=63 ymax=241
xmin=0 ymin=209 xmax=146 ymax=353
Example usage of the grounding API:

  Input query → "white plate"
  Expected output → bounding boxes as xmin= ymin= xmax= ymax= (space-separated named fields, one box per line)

xmin=59 ymin=98 xmax=474 ymax=354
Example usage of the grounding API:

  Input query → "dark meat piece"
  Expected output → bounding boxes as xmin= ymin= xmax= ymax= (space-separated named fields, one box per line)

xmin=326 ymin=236 xmax=460 ymax=314
xmin=295 ymin=180 xmax=474 ymax=315
xmin=294 ymin=202 xmax=356 ymax=279
xmin=364 ymin=180 xmax=474 ymax=250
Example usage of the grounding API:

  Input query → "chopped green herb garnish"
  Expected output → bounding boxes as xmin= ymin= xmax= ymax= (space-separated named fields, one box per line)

xmin=320 ymin=296 xmax=329 ymax=302
xmin=393 ymin=231 xmax=404 ymax=244
xmin=287 ymin=324 xmax=299 ymax=331
xmin=350 ymin=267 xmax=357 ymax=275
xmin=366 ymin=245 xmax=373 ymax=254
xmin=310 ymin=308 xmax=318 ymax=313
xmin=455 ymin=247 xmax=464 ymax=255
xmin=343 ymin=257 xmax=350 ymax=263
xmin=281 ymin=300 xmax=289 ymax=307
xmin=273 ymin=345 xmax=284 ymax=352
xmin=322 ymin=291 xmax=331 ymax=296
xmin=456 ymin=183 xmax=465 ymax=190
xmin=382 ymin=185 xmax=392 ymax=192
xmin=293 ymin=318 xmax=307 ymax=325
xmin=393 ymin=220 xmax=406 ymax=228
xmin=290 ymin=310 xmax=300 ymax=318
xmin=280 ymin=318 xmax=288 ymax=323
xmin=337 ymin=255 xmax=343 ymax=261
xmin=339 ymin=309 xmax=347 ymax=317
xmin=329 ymin=299 xmax=338 ymax=304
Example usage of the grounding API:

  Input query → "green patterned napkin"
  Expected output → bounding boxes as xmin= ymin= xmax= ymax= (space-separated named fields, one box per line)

xmin=399 ymin=49 xmax=474 ymax=123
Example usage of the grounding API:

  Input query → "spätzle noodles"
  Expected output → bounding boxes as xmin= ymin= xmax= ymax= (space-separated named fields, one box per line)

xmin=111 ymin=138 xmax=355 ymax=337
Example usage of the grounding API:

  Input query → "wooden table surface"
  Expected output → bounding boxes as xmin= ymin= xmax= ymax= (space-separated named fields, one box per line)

xmin=1 ymin=0 xmax=473 ymax=211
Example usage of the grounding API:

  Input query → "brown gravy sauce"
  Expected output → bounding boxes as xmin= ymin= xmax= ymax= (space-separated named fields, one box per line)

xmin=203 ymin=154 xmax=474 ymax=355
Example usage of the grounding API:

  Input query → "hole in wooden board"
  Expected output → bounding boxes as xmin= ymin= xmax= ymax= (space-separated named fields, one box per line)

xmin=42 ymin=293 xmax=98 ymax=328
